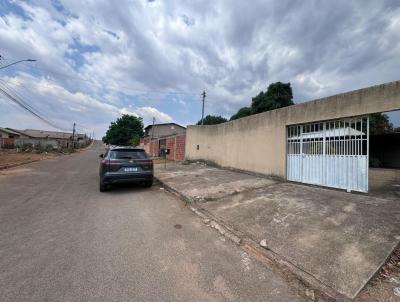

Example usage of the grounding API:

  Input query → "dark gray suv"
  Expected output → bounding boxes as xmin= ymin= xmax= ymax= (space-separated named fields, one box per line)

xmin=99 ymin=146 xmax=153 ymax=192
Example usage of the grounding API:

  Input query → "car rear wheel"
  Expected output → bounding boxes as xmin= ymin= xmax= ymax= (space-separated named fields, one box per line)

xmin=144 ymin=179 xmax=153 ymax=187
xmin=99 ymin=181 xmax=107 ymax=192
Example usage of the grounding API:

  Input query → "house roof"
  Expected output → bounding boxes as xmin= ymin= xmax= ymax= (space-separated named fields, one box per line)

xmin=0 ymin=127 xmax=21 ymax=136
xmin=144 ymin=122 xmax=186 ymax=130
xmin=6 ymin=128 xmax=83 ymax=140
xmin=288 ymin=127 xmax=366 ymax=140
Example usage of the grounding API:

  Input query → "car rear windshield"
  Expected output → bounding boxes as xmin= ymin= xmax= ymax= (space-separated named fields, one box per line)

xmin=109 ymin=149 xmax=148 ymax=160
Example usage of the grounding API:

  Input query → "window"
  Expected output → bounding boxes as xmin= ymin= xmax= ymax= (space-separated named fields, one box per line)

xmin=110 ymin=149 xmax=148 ymax=159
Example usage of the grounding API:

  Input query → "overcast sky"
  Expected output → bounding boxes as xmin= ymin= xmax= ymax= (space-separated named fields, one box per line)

xmin=0 ymin=0 xmax=399 ymax=136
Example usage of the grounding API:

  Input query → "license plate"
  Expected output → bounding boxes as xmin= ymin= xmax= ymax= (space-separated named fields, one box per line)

xmin=124 ymin=167 xmax=138 ymax=172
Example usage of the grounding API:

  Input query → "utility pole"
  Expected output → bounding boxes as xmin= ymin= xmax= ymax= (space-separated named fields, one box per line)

xmin=151 ymin=117 xmax=155 ymax=157
xmin=201 ymin=90 xmax=206 ymax=125
xmin=72 ymin=122 xmax=76 ymax=150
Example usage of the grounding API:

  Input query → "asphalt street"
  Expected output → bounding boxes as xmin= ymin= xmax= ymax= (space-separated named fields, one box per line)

xmin=0 ymin=143 xmax=304 ymax=302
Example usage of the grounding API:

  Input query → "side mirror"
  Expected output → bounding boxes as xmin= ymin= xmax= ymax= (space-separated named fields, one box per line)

xmin=99 ymin=154 xmax=104 ymax=158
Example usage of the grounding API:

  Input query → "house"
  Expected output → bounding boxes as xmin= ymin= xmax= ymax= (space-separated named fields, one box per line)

xmin=0 ymin=127 xmax=21 ymax=139
xmin=4 ymin=128 xmax=89 ymax=149
xmin=0 ymin=127 xmax=21 ymax=148
xmin=144 ymin=123 xmax=186 ymax=138
xmin=140 ymin=123 xmax=187 ymax=160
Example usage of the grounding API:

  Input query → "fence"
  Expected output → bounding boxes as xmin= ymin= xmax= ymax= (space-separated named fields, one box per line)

xmin=0 ymin=138 xmax=91 ymax=150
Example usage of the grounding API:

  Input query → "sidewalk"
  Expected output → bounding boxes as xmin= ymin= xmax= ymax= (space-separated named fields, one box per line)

xmin=155 ymin=162 xmax=400 ymax=300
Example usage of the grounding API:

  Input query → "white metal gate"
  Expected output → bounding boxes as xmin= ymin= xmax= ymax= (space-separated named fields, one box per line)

xmin=287 ymin=117 xmax=369 ymax=192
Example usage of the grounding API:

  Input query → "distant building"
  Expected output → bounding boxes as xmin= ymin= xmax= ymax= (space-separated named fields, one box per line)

xmin=144 ymin=123 xmax=186 ymax=138
xmin=140 ymin=123 xmax=186 ymax=160
xmin=2 ymin=128 xmax=89 ymax=149
xmin=0 ymin=127 xmax=21 ymax=148
xmin=0 ymin=127 xmax=21 ymax=139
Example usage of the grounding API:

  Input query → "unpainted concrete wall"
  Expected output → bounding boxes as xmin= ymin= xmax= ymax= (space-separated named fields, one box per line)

xmin=185 ymin=81 xmax=400 ymax=178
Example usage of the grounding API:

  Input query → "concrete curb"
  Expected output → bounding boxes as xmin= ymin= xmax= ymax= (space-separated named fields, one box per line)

xmin=155 ymin=175 xmax=350 ymax=302
xmin=188 ymin=205 xmax=242 ymax=245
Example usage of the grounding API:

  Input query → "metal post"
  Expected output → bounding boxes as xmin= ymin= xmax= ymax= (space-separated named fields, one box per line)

xmin=151 ymin=117 xmax=155 ymax=157
xmin=201 ymin=91 xmax=206 ymax=125
xmin=72 ymin=122 xmax=76 ymax=150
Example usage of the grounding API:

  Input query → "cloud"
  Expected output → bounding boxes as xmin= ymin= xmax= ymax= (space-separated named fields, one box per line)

xmin=0 ymin=0 xmax=399 ymax=133
xmin=0 ymin=73 xmax=173 ymax=135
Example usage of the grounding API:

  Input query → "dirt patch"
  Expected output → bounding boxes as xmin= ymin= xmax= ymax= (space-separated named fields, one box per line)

xmin=0 ymin=150 xmax=58 ymax=168
xmin=152 ymin=157 xmax=175 ymax=164
xmin=355 ymin=244 xmax=400 ymax=302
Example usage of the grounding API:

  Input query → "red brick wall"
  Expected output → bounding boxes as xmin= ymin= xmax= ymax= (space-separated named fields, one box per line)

xmin=173 ymin=134 xmax=186 ymax=161
xmin=166 ymin=137 xmax=175 ymax=160
xmin=141 ymin=134 xmax=186 ymax=161
xmin=0 ymin=138 xmax=14 ymax=148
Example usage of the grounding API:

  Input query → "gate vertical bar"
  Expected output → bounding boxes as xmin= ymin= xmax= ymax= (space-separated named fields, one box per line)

xmin=300 ymin=125 xmax=303 ymax=183
xmin=366 ymin=116 xmax=369 ymax=192
xmin=323 ymin=122 xmax=326 ymax=185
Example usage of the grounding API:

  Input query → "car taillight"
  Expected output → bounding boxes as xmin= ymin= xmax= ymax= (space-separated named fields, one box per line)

xmin=101 ymin=159 xmax=121 ymax=165
xmin=141 ymin=160 xmax=153 ymax=164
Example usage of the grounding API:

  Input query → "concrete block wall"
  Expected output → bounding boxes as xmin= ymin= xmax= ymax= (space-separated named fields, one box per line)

xmin=185 ymin=80 xmax=400 ymax=178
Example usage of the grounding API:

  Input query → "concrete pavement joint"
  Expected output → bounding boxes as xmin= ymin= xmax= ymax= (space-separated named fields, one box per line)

xmin=156 ymin=174 xmax=350 ymax=302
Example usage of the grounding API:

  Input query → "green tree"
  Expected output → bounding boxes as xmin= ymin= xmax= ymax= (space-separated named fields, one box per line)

xmin=369 ymin=113 xmax=393 ymax=135
xmin=251 ymin=82 xmax=294 ymax=114
xmin=102 ymin=114 xmax=144 ymax=145
xmin=197 ymin=115 xmax=227 ymax=125
xmin=230 ymin=106 xmax=252 ymax=121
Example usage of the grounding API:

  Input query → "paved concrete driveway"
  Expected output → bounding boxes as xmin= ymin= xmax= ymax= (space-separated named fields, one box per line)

xmin=0 ymin=143 xmax=304 ymax=302
xmin=156 ymin=162 xmax=400 ymax=299
xmin=155 ymin=163 xmax=277 ymax=202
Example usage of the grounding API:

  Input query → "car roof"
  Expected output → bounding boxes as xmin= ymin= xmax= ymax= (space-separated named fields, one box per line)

xmin=109 ymin=145 xmax=144 ymax=151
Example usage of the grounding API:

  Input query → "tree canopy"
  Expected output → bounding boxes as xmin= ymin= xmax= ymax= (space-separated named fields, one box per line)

xmin=251 ymin=82 xmax=294 ymax=114
xmin=369 ymin=113 xmax=393 ymax=135
xmin=230 ymin=82 xmax=294 ymax=120
xmin=230 ymin=107 xmax=252 ymax=121
xmin=102 ymin=114 xmax=144 ymax=146
xmin=197 ymin=115 xmax=227 ymax=125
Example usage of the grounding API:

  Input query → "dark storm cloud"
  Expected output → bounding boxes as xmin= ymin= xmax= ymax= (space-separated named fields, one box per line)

xmin=1 ymin=0 xmax=399 ymax=131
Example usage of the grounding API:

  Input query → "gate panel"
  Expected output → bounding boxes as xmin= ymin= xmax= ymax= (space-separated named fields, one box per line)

xmin=287 ymin=117 xmax=369 ymax=192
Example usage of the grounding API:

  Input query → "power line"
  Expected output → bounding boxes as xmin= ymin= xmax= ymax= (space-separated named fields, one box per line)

xmin=0 ymin=83 xmax=70 ymax=131
xmin=0 ymin=81 xmax=49 ymax=121
xmin=3 ymin=54 xmax=200 ymax=97
xmin=27 ymin=64 xmax=198 ymax=97
xmin=0 ymin=78 xmax=93 ymax=134
xmin=0 ymin=79 xmax=49 ymax=119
